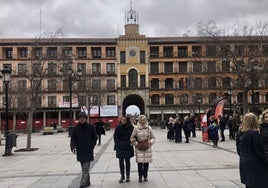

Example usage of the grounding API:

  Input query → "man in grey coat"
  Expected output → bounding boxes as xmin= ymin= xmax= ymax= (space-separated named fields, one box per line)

xmin=71 ymin=112 xmax=98 ymax=188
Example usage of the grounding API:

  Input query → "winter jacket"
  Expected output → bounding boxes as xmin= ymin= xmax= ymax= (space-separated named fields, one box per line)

xmin=260 ymin=122 xmax=268 ymax=164
xmin=219 ymin=117 xmax=227 ymax=130
xmin=130 ymin=122 xmax=155 ymax=163
xmin=231 ymin=116 xmax=240 ymax=130
xmin=208 ymin=121 xmax=219 ymax=141
xmin=182 ymin=120 xmax=192 ymax=132
xmin=114 ymin=122 xmax=134 ymax=159
xmin=70 ymin=122 xmax=98 ymax=162
xmin=94 ymin=121 xmax=105 ymax=135
xmin=236 ymin=130 xmax=268 ymax=187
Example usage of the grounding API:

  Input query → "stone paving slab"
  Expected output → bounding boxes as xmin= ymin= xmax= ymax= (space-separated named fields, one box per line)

xmin=0 ymin=127 xmax=244 ymax=188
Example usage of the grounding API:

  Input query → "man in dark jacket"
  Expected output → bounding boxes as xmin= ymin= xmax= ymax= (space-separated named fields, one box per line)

xmin=71 ymin=112 xmax=98 ymax=188
xmin=174 ymin=116 xmax=183 ymax=143
xmin=182 ymin=115 xmax=191 ymax=143
xmin=231 ymin=115 xmax=240 ymax=140
xmin=219 ymin=114 xmax=228 ymax=141
xmin=94 ymin=118 xmax=105 ymax=145
xmin=114 ymin=116 xmax=134 ymax=183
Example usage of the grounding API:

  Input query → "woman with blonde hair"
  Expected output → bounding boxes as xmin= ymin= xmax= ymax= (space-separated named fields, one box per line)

xmin=236 ymin=113 xmax=268 ymax=188
xmin=130 ymin=115 xmax=155 ymax=182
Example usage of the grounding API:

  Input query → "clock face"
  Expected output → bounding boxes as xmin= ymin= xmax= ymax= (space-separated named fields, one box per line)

xmin=129 ymin=50 xmax=136 ymax=57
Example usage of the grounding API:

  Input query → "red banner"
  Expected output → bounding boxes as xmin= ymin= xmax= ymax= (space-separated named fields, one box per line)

xmin=214 ymin=100 xmax=224 ymax=119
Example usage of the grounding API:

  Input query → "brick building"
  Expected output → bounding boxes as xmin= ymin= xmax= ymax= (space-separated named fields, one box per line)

xmin=0 ymin=6 xmax=268 ymax=130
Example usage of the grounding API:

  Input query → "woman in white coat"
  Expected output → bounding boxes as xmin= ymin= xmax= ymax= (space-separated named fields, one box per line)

xmin=130 ymin=115 xmax=155 ymax=182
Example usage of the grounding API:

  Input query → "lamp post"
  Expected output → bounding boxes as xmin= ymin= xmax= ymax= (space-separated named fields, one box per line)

xmin=197 ymin=96 xmax=202 ymax=115
xmin=180 ymin=94 xmax=187 ymax=115
xmin=1 ymin=67 xmax=12 ymax=156
xmin=66 ymin=62 xmax=82 ymax=137
xmin=228 ymin=90 xmax=232 ymax=116
xmin=233 ymin=102 xmax=237 ymax=116
xmin=251 ymin=89 xmax=256 ymax=114
xmin=248 ymin=59 xmax=262 ymax=115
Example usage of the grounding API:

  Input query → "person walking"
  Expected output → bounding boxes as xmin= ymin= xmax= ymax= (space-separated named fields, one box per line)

xmin=208 ymin=116 xmax=219 ymax=147
xmin=231 ymin=115 xmax=240 ymax=140
xmin=113 ymin=116 xmax=134 ymax=183
xmin=70 ymin=112 xmax=98 ymax=188
xmin=166 ymin=116 xmax=175 ymax=141
xmin=236 ymin=113 xmax=268 ymax=188
xmin=182 ymin=115 xmax=191 ymax=143
xmin=260 ymin=109 xmax=268 ymax=164
xmin=174 ymin=116 xmax=182 ymax=143
xmin=228 ymin=116 xmax=234 ymax=140
xmin=219 ymin=114 xmax=228 ymax=141
xmin=130 ymin=115 xmax=155 ymax=182
xmin=190 ymin=115 xmax=196 ymax=137
xmin=94 ymin=118 xmax=105 ymax=145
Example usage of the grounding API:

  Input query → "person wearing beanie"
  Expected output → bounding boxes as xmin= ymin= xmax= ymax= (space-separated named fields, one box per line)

xmin=70 ymin=112 xmax=98 ymax=188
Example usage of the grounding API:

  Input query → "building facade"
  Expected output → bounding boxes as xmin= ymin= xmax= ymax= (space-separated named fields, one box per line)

xmin=0 ymin=6 xmax=268 ymax=130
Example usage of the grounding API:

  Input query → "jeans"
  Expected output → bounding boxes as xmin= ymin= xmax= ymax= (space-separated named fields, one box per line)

xmin=97 ymin=133 xmax=101 ymax=144
xmin=119 ymin=158 xmax=131 ymax=178
xmin=80 ymin=161 xmax=90 ymax=186
xmin=138 ymin=163 xmax=149 ymax=178
xmin=220 ymin=129 xmax=225 ymax=141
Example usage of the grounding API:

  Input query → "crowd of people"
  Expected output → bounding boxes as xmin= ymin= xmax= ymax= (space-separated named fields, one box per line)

xmin=165 ymin=111 xmax=268 ymax=187
xmin=166 ymin=114 xmax=199 ymax=144
xmin=69 ymin=110 xmax=268 ymax=188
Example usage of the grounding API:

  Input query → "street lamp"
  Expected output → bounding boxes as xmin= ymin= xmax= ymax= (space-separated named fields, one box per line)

xmin=197 ymin=96 xmax=202 ymax=115
xmin=66 ymin=62 xmax=82 ymax=137
xmin=233 ymin=102 xmax=237 ymax=116
xmin=248 ymin=59 xmax=262 ymax=115
xmin=1 ymin=67 xmax=12 ymax=156
xmin=180 ymin=94 xmax=187 ymax=114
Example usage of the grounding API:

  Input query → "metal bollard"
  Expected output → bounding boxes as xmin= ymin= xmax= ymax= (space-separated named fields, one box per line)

xmin=10 ymin=132 xmax=17 ymax=147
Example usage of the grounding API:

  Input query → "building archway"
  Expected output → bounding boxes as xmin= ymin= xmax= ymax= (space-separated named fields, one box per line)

xmin=122 ymin=94 xmax=145 ymax=116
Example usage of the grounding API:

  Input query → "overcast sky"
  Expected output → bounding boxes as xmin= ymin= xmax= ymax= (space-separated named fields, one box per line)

xmin=1 ymin=0 xmax=268 ymax=38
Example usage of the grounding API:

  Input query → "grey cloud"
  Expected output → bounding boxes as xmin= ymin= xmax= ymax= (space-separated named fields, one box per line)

xmin=0 ymin=0 xmax=268 ymax=38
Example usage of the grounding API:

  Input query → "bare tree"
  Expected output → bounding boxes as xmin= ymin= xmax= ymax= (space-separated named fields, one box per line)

xmin=15 ymin=31 xmax=66 ymax=151
xmin=197 ymin=19 xmax=268 ymax=114
xmin=73 ymin=77 xmax=94 ymax=117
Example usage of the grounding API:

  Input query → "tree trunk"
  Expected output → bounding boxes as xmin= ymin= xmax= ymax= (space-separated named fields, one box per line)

xmin=13 ymin=112 xmax=16 ymax=130
xmin=26 ymin=110 xmax=33 ymax=150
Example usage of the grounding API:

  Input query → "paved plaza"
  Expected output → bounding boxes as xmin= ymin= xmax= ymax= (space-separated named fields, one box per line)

xmin=0 ymin=127 xmax=244 ymax=188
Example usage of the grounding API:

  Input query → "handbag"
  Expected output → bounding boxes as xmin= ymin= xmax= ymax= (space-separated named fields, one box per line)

xmin=137 ymin=126 xmax=150 ymax=150
xmin=137 ymin=139 xmax=149 ymax=150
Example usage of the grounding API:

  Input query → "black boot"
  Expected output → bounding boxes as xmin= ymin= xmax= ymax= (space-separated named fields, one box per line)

xmin=119 ymin=176 xmax=125 ymax=183
xmin=126 ymin=176 xmax=130 ymax=182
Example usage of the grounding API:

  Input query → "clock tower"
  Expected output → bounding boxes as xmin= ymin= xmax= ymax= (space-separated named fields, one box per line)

xmin=124 ymin=0 xmax=139 ymax=36
xmin=117 ymin=1 xmax=149 ymax=117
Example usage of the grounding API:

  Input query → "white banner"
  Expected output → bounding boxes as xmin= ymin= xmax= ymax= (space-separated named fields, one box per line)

xmin=90 ymin=106 xmax=99 ymax=117
xmin=59 ymin=101 xmax=78 ymax=108
xmin=100 ymin=105 xmax=118 ymax=117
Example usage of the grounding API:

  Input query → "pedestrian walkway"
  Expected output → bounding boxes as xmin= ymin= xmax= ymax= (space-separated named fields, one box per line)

xmin=0 ymin=127 xmax=244 ymax=188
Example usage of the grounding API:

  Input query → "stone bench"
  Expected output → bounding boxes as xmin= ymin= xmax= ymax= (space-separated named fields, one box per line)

xmin=56 ymin=126 xmax=66 ymax=133
xmin=42 ymin=127 xmax=57 ymax=135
